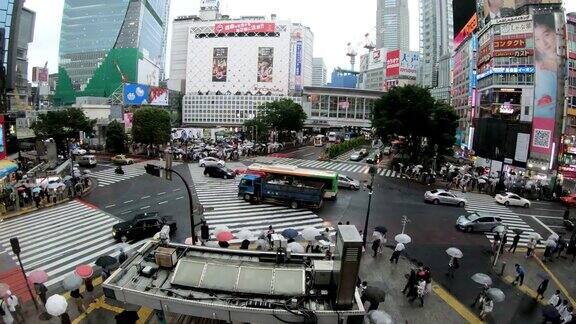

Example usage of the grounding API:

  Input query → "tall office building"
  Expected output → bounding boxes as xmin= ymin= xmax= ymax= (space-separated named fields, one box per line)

xmin=312 ymin=57 xmax=327 ymax=86
xmin=376 ymin=0 xmax=409 ymax=51
xmin=419 ymin=0 xmax=453 ymax=101
xmin=55 ymin=0 xmax=170 ymax=105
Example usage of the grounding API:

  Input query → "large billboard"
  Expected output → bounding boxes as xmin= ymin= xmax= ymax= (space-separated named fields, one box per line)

xmin=478 ymin=0 xmax=516 ymax=27
xmin=294 ymin=41 xmax=303 ymax=91
xmin=530 ymin=13 xmax=560 ymax=160
xmin=385 ymin=50 xmax=400 ymax=78
xmin=454 ymin=14 xmax=478 ymax=49
xmin=212 ymin=47 xmax=228 ymax=82
xmin=123 ymin=83 xmax=150 ymax=105
xmin=32 ymin=67 xmax=48 ymax=82
xmin=149 ymin=87 xmax=169 ymax=106
xmin=214 ymin=22 xmax=275 ymax=34
xmin=257 ymin=47 xmax=274 ymax=83
xmin=399 ymin=51 xmax=419 ymax=79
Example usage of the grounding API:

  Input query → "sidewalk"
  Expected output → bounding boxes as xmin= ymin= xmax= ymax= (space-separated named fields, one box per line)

xmin=359 ymin=248 xmax=482 ymax=323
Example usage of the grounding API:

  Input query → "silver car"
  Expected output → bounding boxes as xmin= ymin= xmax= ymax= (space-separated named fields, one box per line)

xmin=338 ymin=175 xmax=360 ymax=190
xmin=456 ymin=212 xmax=503 ymax=232
xmin=424 ymin=189 xmax=467 ymax=207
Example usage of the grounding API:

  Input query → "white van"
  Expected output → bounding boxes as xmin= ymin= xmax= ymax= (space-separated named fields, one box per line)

xmin=77 ymin=155 xmax=97 ymax=167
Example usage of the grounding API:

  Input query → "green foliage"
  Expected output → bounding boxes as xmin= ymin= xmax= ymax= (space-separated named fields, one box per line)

xmin=372 ymin=85 xmax=458 ymax=166
xmin=325 ymin=137 xmax=368 ymax=159
xmin=31 ymin=108 xmax=96 ymax=150
xmin=243 ymin=117 xmax=269 ymax=142
xmin=105 ymin=120 xmax=128 ymax=153
xmin=131 ymin=108 xmax=171 ymax=145
xmin=257 ymin=99 xmax=307 ymax=139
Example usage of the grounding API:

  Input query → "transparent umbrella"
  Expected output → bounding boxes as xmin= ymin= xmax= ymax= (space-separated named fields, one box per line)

xmin=62 ymin=273 xmax=82 ymax=291
xmin=45 ymin=294 xmax=68 ymax=316
xmin=395 ymin=233 xmax=411 ymax=244
xmin=287 ymin=242 xmax=305 ymax=253
xmin=301 ymin=227 xmax=320 ymax=241
xmin=471 ymin=273 xmax=492 ymax=286
xmin=235 ymin=229 xmax=255 ymax=241
xmin=366 ymin=310 xmax=393 ymax=324
xmin=486 ymin=287 xmax=505 ymax=302
xmin=446 ymin=247 xmax=463 ymax=259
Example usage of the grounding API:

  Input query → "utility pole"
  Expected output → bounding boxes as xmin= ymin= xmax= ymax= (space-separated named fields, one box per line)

xmin=362 ymin=166 xmax=377 ymax=247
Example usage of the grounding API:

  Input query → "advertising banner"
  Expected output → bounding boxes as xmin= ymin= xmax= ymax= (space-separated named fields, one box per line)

xmin=499 ymin=20 xmax=533 ymax=36
xmin=399 ymin=51 xmax=419 ymax=78
xmin=214 ymin=22 xmax=275 ymax=34
xmin=123 ymin=113 xmax=134 ymax=129
xmin=454 ymin=14 xmax=478 ymax=49
xmin=479 ymin=0 xmax=516 ymax=26
xmin=123 ymin=83 xmax=150 ymax=105
xmin=385 ymin=50 xmax=400 ymax=78
xmin=32 ymin=67 xmax=48 ymax=82
xmin=493 ymin=49 xmax=533 ymax=57
xmin=171 ymin=128 xmax=204 ymax=141
xmin=530 ymin=13 xmax=559 ymax=158
xmin=295 ymin=40 xmax=303 ymax=92
xmin=0 ymin=115 xmax=5 ymax=160
xmin=149 ymin=87 xmax=169 ymax=106
xmin=212 ymin=47 xmax=228 ymax=82
xmin=493 ymin=36 xmax=527 ymax=50
xmin=257 ymin=47 xmax=274 ymax=83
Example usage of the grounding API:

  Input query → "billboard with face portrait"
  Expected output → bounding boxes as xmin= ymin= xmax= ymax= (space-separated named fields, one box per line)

xmin=530 ymin=13 xmax=560 ymax=160
xmin=478 ymin=0 xmax=516 ymax=27
xmin=257 ymin=47 xmax=274 ymax=83
xmin=212 ymin=48 xmax=228 ymax=82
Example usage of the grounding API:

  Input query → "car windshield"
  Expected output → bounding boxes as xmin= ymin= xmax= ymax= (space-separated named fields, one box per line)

xmin=466 ymin=213 xmax=481 ymax=221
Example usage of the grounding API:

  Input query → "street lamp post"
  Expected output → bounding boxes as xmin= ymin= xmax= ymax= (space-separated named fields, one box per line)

xmin=362 ymin=167 xmax=377 ymax=247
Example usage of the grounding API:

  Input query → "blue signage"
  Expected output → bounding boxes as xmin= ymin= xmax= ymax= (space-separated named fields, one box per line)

xmin=476 ymin=66 xmax=535 ymax=81
xmin=123 ymin=83 xmax=150 ymax=105
xmin=295 ymin=41 xmax=303 ymax=92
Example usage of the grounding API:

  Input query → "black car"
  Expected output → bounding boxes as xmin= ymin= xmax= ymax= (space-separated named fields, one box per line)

xmin=204 ymin=165 xmax=235 ymax=179
xmin=112 ymin=212 xmax=177 ymax=242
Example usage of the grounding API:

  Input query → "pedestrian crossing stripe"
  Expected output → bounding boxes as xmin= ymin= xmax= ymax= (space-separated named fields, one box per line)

xmin=90 ymin=160 xmax=181 ymax=188
xmin=0 ymin=200 xmax=147 ymax=288
xmin=249 ymin=156 xmax=404 ymax=178
xmin=460 ymin=192 xmax=548 ymax=248
xmin=189 ymin=165 xmax=331 ymax=243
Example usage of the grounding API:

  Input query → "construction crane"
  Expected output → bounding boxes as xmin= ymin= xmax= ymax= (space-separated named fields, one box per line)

xmin=346 ymin=42 xmax=358 ymax=71
xmin=363 ymin=33 xmax=375 ymax=52
xmin=346 ymin=27 xmax=377 ymax=71
xmin=114 ymin=60 xmax=129 ymax=83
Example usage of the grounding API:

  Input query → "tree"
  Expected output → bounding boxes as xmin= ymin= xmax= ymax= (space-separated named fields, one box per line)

xmin=258 ymin=99 xmax=307 ymax=140
xmin=131 ymin=108 xmax=171 ymax=145
xmin=31 ymin=107 xmax=96 ymax=151
xmin=243 ymin=117 xmax=269 ymax=142
xmin=372 ymin=85 xmax=458 ymax=167
xmin=105 ymin=120 xmax=128 ymax=153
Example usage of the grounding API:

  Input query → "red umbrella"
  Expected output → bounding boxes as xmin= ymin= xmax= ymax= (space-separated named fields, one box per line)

xmin=216 ymin=231 xmax=234 ymax=242
xmin=75 ymin=264 xmax=93 ymax=279
xmin=28 ymin=269 xmax=48 ymax=284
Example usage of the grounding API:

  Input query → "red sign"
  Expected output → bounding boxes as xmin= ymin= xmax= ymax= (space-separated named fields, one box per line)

xmin=478 ymin=44 xmax=492 ymax=64
xmin=493 ymin=49 xmax=533 ymax=57
xmin=569 ymin=52 xmax=576 ymax=60
xmin=454 ymin=14 xmax=478 ymax=49
xmin=386 ymin=50 xmax=400 ymax=78
xmin=560 ymin=166 xmax=576 ymax=179
xmin=493 ymin=37 xmax=527 ymax=50
xmin=214 ymin=22 xmax=276 ymax=34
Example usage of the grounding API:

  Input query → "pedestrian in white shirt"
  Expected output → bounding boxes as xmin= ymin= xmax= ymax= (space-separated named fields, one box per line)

xmin=389 ymin=242 xmax=405 ymax=264
xmin=5 ymin=291 xmax=23 ymax=323
xmin=480 ymin=297 xmax=494 ymax=320
xmin=0 ymin=298 xmax=13 ymax=324
xmin=558 ymin=300 xmax=569 ymax=316
xmin=549 ymin=290 xmax=562 ymax=307
xmin=562 ymin=306 xmax=574 ymax=324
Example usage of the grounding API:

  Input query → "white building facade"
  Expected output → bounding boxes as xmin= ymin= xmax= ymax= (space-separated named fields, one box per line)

xmin=419 ymin=0 xmax=453 ymax=101
xmin=376 ymin=0 xmax=410 ymax=51
xmin=312 ymin=57 xmax=327 ymax=86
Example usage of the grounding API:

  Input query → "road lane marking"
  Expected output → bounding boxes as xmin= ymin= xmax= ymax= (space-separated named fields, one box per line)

xmin=523 ymin=214 xmax=564 ymax=220
xmin=141 ymin=195 xmax=150 ymax=199
xmin=530 ymin=215 xmax=556 ymax=235
xmin=105 ymin=204 xmax=116 ymax=208
xmin=157 ymin=192 xmax=166 ymax=195
xmin=158 ymin=201 xmax=168 ymax=205
xmin=123 ymin=200 xmax=133 ymax=204
xmin=140 ymin=205 xmax=150 ymax=210
xmin=432 ymin=284 xmax=482 ymax=324
xmin=303 ymin=152 xmax=316 ymax=157
xmin=503 ymin=275 xmax=544 ymax=303
xmin=120 ymin=210 xmax=132 ymax=215
xmin=175 ymin=196 xmax=184 ymax=200
xmin=173 ymin=188 xmax=181 ymax=192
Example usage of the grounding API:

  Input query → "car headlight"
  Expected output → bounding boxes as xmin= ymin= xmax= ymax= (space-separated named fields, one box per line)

xmin=112 ymin=230 xmax=117 ymax=236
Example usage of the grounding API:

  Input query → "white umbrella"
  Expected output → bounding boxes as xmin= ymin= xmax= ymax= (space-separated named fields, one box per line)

xmin=366 ymin=310 xmax=393 ymax=324
xmin=287 ymin=241 xmax=305 ymax=253
xmin=45 ymin=294 xmax=68 ymax=316
xmin=529 ymin=233 xmax=542 ymax=240
xmin=471 ymin=273 xmax=492 ymax=286
xmin=47 ymin=182 xmax=62 ymax=190
xmin=301 ymin=227 xmax=321 ymax=241
xmin=235 ymin=229 xmax=255 ymax=241
xmin=486 ymin=287 xmax=505 ymax=303
xmin=395 ymin=233 xmax=411 ymax=244
xmin=547 ymin=233 xmax=559 ymax=242
xmin=372 ymin=231 xmax=384 ymax=241
xmin=446 ymin=247 xmax=463 ymax=259
xmin=213 ymin=226 xmax=230 ymax=236
xmin=477 ymin=178 xmax=487 ymax=184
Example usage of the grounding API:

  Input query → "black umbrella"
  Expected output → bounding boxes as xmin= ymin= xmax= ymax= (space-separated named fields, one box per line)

xmin=363 ymin=286 xmax=386 ymax=303
xmin=95 ymin=255 xmax=117 ymax=269
xmin=374 ymin=226 xmax=388 ymax=235
xmin=512 ymin=228 xmax=524 ymax=235
xmin=542 ymin=304 xmax=560 ymax=321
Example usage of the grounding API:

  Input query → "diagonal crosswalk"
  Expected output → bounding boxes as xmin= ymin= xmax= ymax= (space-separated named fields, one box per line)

xmin=460 ymin=192 xmax=546 ymax=248
xmin=91 ymin=160 xmax=181 ymax=187
xmin=249 ymin=156 xmax=404 ymax=179
xmin=0 ymin=200 xmax=147 ymax=288
xmin=190 ymin=165 xmax=330 ymax=243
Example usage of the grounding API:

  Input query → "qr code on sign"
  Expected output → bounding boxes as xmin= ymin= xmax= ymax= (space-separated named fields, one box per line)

xmin=533 ymin=129 xmax=551 ymax=149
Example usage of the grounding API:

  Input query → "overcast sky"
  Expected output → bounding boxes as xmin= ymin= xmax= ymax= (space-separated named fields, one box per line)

xmin=23 ymin=0 xmax=576 ymax=82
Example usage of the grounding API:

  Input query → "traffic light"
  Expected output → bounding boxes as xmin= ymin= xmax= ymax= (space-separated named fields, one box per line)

xmin=145 ymin=164 xmax=161 ymax=177
xmin=10 ymin=237 xmax=20 ymax=255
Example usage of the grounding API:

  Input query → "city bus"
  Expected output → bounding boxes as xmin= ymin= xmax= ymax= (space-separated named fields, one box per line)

xmin=247 ymin=164 xmax=339 ymax=199
xmin=313 ymin=134 xmax=325 ymax=147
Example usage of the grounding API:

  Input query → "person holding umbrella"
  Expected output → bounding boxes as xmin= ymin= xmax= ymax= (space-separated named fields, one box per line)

xmin=508 ymin=231 xmax=522 ymax=253
xmin=34 ymin=282 xmax=48 ymax=305
xmin=390 ymin=242 xmax=405 ymax=264
xmin=536 ymin=278 xmax=550 ymax=300
xmin=4 ymin=290 xmax=24 ymax=323
xmin=70 ymin=289 xmax=86 ymax=314
xmin=479 ymin=297 xmax=494 ymax=320
xmin=371 ymin=236 xmax=381 ymax=258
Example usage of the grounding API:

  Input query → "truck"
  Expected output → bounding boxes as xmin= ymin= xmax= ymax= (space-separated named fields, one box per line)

xmin=238 ymin=174 xmax=325 ymax=210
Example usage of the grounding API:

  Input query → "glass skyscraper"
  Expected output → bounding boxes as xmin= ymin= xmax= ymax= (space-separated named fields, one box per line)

xmin=56 ymin=0 xmax=169 ymax=105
